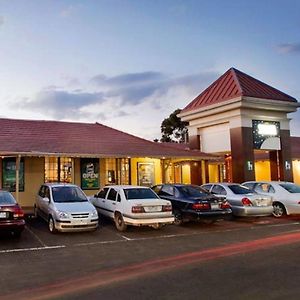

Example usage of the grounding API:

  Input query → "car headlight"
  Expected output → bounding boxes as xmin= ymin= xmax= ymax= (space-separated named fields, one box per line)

xmin=57 ymin=211 xmax=69 ymax=219
xmin=91 ymin=210 xmax=98 ymax=218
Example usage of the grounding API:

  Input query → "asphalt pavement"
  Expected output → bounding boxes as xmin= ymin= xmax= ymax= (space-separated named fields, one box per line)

xmin=1 ymin=216 xmax=300 ymax=299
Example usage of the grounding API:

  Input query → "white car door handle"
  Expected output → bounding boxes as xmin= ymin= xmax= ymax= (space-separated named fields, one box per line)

xmin=102 ymin=200 xmax=105 ymax=203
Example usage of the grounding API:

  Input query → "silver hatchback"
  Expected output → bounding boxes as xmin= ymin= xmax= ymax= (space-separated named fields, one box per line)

xmin=34 ymin=183 xmax=99 ymax=233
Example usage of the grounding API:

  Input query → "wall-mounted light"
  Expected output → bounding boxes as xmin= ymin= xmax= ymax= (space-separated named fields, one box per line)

xmin=257 ymin=124 xmax=277 ymax=136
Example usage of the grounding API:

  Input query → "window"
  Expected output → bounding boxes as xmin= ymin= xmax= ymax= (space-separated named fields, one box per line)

xmin=160 ymin=185 xmax=174 ymax=196
xmin=211 ymin=185 xmax=227 ymax=195
xmin=228 ymin=185 xmax=252 ymax=195
xmin=107 ymin=188 xmax=117 ymax=201
xmin=255 ymin=183 xmax=275 ymax=193
xmin=0 ymin=191 xmax=16 ymax=204
xmin=105 ymin=159 xmax=117 ymax=184
xmin=2 ymin=158 xmax=24 ymax=192
xmin=124 ymin=188 xmax=159 ymax=200
xmin=178 ymin=186 xmax=209 ymax=197
xmin=97 ymin=188 xmax=109 ymax=198
xmin=51 ymin=186 xmax=87 ymax=203
xmin=45 ymin=157 xmax=72 ymax=183
xmin=279 ymin=183 xmax=300 ymax=193
xmin=80 ymin=158 xmax=99 ymax=189
xmin=152 ymin=185 xmax=162 ymax=194
xmin=202 ymin=184 xmax=212 ymax=192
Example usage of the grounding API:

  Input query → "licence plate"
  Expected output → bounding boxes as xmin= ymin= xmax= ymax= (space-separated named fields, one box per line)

xmin=0 ymin=212 xmax=7 ymax=218
xmin=210 ymin=203 xmax=219 ymax=210
xmin=256 ymin=200 xmax=267 ymax=207
xmin=144 ymin=206 xmax=162 ymax=212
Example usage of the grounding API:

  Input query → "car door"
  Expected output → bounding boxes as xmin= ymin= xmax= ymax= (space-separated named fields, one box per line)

xmin=38 ymin=185 xmax=51 ymax=219
xmin=91 ymin=187 xmax=109 ymax=216
xmin=105 ymin=187 xmax=118 ymax=218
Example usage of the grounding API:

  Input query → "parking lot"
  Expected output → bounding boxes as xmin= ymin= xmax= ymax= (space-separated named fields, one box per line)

xmin=1 ymin=214 xmax=300 ymax=253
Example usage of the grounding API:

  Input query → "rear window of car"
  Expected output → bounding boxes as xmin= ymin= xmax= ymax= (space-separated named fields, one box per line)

xmin=228 ymin=185 xmax=253 ymax=195
xmin=52 ymin=186 xmax=88 ymax=203
xmin=124 ymin=188 xmax=159 ymax=200
xmin=279 ymin=183 xmax=300 ymax=193
xmin=178 ymin=186 xmax=209 ymax=197
xmin=0 ymin=191 xmax=16 ymax=204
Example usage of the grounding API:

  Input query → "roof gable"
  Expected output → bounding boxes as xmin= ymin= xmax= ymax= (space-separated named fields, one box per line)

xmin=183 ymin=68 xmax=297 ymax=112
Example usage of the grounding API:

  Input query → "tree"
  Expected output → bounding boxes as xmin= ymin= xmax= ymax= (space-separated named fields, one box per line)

xmin=160 ymin=108 xmax=188 ymax=143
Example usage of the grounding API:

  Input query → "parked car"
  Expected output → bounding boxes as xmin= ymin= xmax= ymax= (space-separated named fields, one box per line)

xmin=151 ymin=184 xmax=232 ymax=225
xmin=0 ymin=190 xmax=25 ymax=237
xmin=201 ymin=183 xmax=273 ymax=217
xmin=89 ymin=185 xmax=174 ymax=231
xmin=242 ymin=181 xmax=300 ymax=217
xmin=34 ymin=183 xmax=99 ymax=233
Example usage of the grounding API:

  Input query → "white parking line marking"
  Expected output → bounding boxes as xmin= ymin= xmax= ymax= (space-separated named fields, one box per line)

xmin=0 ymin=245 xmax=66 ymax=254
xmin=25 ymin=226 xmax=48 ymax=247
xmin=120 ymin=235 xmax=132 ymax=241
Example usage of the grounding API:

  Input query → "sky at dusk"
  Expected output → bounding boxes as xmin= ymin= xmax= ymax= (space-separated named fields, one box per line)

xmin=1 ymin=0 xmax=300 ymax=141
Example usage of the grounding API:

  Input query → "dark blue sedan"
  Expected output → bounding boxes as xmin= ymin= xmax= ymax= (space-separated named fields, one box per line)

xmin=151 ymin=184 xmax=232 ymax=225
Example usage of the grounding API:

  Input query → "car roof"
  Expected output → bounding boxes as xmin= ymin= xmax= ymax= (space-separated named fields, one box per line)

xmin=104 ymin=185 xmax=150 ymax=189
xmin=42 ymin=183 xmax=79 ymax=188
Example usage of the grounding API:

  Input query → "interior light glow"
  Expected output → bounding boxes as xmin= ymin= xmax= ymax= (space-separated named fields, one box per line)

xmin=257 ymin=124 xmax=277 ymax=136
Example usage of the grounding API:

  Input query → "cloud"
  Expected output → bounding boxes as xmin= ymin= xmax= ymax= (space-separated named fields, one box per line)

xmin=15 ymin=88 xmax=104 ymax=119
xmin=276 ymin=43 xmax=300 ymax=54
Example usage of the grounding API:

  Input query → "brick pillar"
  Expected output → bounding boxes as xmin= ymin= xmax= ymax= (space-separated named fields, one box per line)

xmin=230 ymin=127 xmax=255 ymax=183
xmin=189 ymin=135 xmax=200 ymax=150
xmin=278 ymin=130 xmax=293 ymax=182
xmin=269 ymin=151 xmax=279 ymax=180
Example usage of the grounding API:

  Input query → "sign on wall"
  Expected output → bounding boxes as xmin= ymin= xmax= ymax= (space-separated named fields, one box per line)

xmin=137 ymin=162 xmax=155 ymax=187
xmin=2 ymin=158 xmax=24 ymax=192
xmin=80 ymin=158 xmax=99 ymax=189
xmin=252 ymin=120 xmax=281 ymax=150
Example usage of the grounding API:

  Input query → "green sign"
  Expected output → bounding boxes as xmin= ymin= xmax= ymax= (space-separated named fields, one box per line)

xmin=2 ymin=158 xmax=24 ymax=192
xmin=80 ymin=158 xmax=99 ymax=189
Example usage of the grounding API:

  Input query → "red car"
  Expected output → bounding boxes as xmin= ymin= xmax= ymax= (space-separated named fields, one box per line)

xmin=0 ymin=190 xmax=25 ymax=237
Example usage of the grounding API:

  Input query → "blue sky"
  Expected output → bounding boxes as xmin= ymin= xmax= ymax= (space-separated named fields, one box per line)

xmin=0 ymin=0 xmax=300 ymax=140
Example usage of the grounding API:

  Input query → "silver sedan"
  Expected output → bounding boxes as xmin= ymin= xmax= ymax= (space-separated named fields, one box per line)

xmin=201 ymin=183 xmax=273 ymax=217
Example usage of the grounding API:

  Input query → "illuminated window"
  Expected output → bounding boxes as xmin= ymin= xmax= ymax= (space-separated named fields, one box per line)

xmin=45 ymin=157 xmax=72 ymax=183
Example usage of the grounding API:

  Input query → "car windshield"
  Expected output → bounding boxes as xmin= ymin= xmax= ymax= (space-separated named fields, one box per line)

xmin=178 ymin=186 xmax=209 ymax=197
xmin=0 ymin=191 xmax=16 ymax=204
xmin=228 ymin=185 xmax=253 ymax=195
xmin=52 ymin=186 xmax=88 ymax=203
xmin=279 ymin=183 xmax=300 ymax=193
xmin=124 ymin=188 xmax=159 ymax=200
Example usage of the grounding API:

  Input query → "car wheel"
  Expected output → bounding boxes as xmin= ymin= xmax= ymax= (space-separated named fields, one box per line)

xmin=12 ymin=230 xmax=22 ymax=238
xmin=114 ymin=213 xmax=127 ymax=232
xmin=173 ymin=209 xmax=183 ymax=226
xmin=273 ymin=202 xmax=286 ymax=218
xmin=48 ymin=216 xmax=57 ymax=233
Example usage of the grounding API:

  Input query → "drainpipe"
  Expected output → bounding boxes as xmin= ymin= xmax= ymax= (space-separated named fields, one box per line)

xmin=15 ymin=155 xmax=21 ymax=202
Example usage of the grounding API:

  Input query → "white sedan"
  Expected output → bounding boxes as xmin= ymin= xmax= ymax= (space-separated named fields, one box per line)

xmin=89 ymin=185 xmax=174 ymax=231
xmin=201 ymin=183 xmax=273 ymax=217
xmin=242 ymin=181 xmax=300 ymax=217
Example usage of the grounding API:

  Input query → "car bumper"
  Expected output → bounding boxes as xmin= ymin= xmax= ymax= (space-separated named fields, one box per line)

xmin=182 ymin=209 xmax=232 ymax=222
xmin=55 ymin=219 xmax=99 ymax=232
xmin=231 ymin=206 xmax=274 ymax=217
xmin=0 ymin=219 xmax=25 ymax=231
xmin=285 ymin=204 xmax=300 ymax=215
xmin=123 ymin=216 xmax=175 ymax=226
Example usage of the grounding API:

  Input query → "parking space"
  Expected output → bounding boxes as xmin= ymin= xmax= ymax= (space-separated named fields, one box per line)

xmin=1 ymin=215 xmax=300 ymax=253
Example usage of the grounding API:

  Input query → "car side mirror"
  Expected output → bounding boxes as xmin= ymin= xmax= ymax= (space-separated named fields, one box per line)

xmin=43 ymin=197 xmax=50 ymax=203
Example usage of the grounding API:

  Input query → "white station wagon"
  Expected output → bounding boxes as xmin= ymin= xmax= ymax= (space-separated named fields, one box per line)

xmin=89 ymin=185 xmax=174 ymax=231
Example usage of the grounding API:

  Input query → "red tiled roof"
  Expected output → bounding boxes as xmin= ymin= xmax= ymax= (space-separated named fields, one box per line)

xmin=0 ymin=118 xmax=216 ymax=159
xmin=183 ymin=68 xmax=297 ymax=112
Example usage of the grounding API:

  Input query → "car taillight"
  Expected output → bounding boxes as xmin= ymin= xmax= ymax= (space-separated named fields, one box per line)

xmin=241 ymin=197 xmax=253 ymax=206
xmin=13 ymin=206 xmax=24 ymax=218
xmin=221 ymin=201 xmax=231 ymax=209
xmin=162 ymin=204 xmax=172 ymax=212
xmin=192 ymin=203 xmax=210 ymax=210
xmin=131 ymin=206 xmax=145 ymax=213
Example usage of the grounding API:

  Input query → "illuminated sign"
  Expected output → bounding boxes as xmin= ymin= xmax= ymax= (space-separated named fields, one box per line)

xmin=257 ymin=124 xmax=278 ymax=136
xmin=252 ymin=120 xmax=281 ymax=150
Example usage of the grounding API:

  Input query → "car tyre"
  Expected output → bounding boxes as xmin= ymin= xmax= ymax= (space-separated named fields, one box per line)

xmin=114 ymin=213 xmax=127 ymax=232
xmin=273 ymin=202 xmax=286 ymax=218
xmin=48 ymin=216 xmax=57 ymax=233
xmin=152 ymin=223 xmax=164 ymax=230
xmin=173 ymin=209 xmax=183 ymax=226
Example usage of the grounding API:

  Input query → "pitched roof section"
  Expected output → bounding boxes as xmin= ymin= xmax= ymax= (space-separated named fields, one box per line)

xmin=183 ymin=68 xmax=297 ymax=112
xmin=0 ymin=118 xmax=214 ymax=159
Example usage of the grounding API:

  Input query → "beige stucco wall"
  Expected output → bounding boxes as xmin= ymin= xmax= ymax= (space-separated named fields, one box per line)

xmin=293 ymin=161 xmax=300 ymax=184
xmin=12 ymin=157 xmax=45 ymax=207
xmin=131 ymin=158 xmax=162 ymax=186
xmin=255 ymin=161 xmax=271 ymax=181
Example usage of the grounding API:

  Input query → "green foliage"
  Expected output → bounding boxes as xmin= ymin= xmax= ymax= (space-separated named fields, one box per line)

xmin=160 ymin=109 xmax=188 ymax=143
